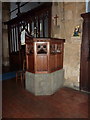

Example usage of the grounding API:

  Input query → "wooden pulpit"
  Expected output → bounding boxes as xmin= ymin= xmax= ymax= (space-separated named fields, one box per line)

xmin=25 ymin=37 xmax=65 ymax=95
xmin=26 ymin=37 xmax=65 ymax=73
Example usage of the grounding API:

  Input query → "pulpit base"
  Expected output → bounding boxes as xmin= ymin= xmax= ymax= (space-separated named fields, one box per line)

xmin=25 ymin=69 xmax=64 ymax=96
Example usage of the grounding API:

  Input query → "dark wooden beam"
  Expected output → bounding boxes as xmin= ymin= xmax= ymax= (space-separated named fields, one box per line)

xmin=10 ymin=2 xmax=28 ymax=14
xmin=4 ymin=3 xmax=52 ymax=25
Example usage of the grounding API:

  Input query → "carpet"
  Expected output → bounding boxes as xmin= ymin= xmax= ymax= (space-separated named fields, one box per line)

xmin=0 ymin=71 xmax=16 ymax=80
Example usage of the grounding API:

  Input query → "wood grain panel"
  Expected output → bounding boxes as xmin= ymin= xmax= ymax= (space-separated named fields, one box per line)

xmin=36 ymin=55 xmax=48 ymax=71
xmin=26 ymin=55 xmax=34 ymax=72
xmin=57 ymin=54 xmax=63 ymax=69
xmin=55 ymin=54 xmax=57 ymax=69
xmin=50 ymin=55 xmax=55 ymax=71
xmin=36 ymin=55 xmax=43 ymax=71
xmin=43 ymin=55 xmax=48 ymax=71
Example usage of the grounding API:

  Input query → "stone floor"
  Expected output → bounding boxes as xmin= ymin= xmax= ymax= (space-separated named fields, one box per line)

xmin=2 ymin=78 xmax=88 ymax=118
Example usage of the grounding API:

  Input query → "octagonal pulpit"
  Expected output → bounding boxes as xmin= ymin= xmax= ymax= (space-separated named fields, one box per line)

xmin=25 ymin=37 xmax=65 ymax=95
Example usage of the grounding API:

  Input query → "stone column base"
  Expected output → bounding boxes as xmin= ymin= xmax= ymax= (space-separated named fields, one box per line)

xmin=25 ymin=69 xmax=65 ymax=96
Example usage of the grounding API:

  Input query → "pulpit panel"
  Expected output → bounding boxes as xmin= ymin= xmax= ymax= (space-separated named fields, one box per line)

xmin=55 ymin=54 xmax=57 ymax=69
xmin=50 ymin=54 xmax=55 ymax=71
xmin=36 ymin=55 xmax=48 ymax=72
xmin=57 ymin=54 xmax=63 ymax=68
xmin=26 ymin=55 xmax=34 ymax=72
xmin=49 ymin=41 xmax=64 ymax=72
xmin=26 ymin=42 xmax=34 ymax=72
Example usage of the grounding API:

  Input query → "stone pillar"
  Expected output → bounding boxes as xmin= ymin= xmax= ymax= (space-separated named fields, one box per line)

xmin=2 ymin=3 xmax=10 ymax=66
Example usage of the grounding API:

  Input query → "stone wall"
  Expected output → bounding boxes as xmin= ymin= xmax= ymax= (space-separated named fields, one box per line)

xmin=2 ymin=3 xmax=10 ymax=66
xmin=51 ymin=2 xmax=86 ymax=89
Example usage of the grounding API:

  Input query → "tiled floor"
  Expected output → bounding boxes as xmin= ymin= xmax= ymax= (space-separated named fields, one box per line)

xmin=2 ymin=78 xmax=88 ymax=118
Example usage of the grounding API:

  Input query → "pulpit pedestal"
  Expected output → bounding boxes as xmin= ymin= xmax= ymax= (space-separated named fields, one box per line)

xmin=26 ymin=69 xmax=64 ymax=95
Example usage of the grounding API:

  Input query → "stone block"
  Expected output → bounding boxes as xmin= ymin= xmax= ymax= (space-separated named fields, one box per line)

xmin=25 ymin=69 xmax=64 ymax=96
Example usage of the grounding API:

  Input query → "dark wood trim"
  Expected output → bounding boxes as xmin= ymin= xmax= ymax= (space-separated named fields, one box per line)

xmin=80 ymin=12 xmax=90 ymax=92
xmin=10 ymin=26 xmax=13 ymax=52
xmin=17 ymin=23 xmax=22 ymax=69
xmin=10 ymin=2 xmax=28 ymax=14
xmin=29 ymin=22 xmax=32 ymax=35
xmin=7 ymin=25 xmax=11 ymax=67
xmin=42 ymin=16 xmax=45 ymax=37
xmin=12 ymin=26 xmax=15 ymax=52
xmin=8 ymin=25 xmax=11 ymax=54
xmin=48 ymin=8 xmax=51 ymax=37
xmin=38 ymin=16 xmax=40 ymax=38
xmin=4 ymin=3 xmax=52 ymax=25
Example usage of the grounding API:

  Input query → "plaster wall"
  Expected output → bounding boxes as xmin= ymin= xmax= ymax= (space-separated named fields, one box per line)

xmin=51 ymin=2 xmax=86 ymax=89
xmin=2 ymin=3 xmax=10 ymax=66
